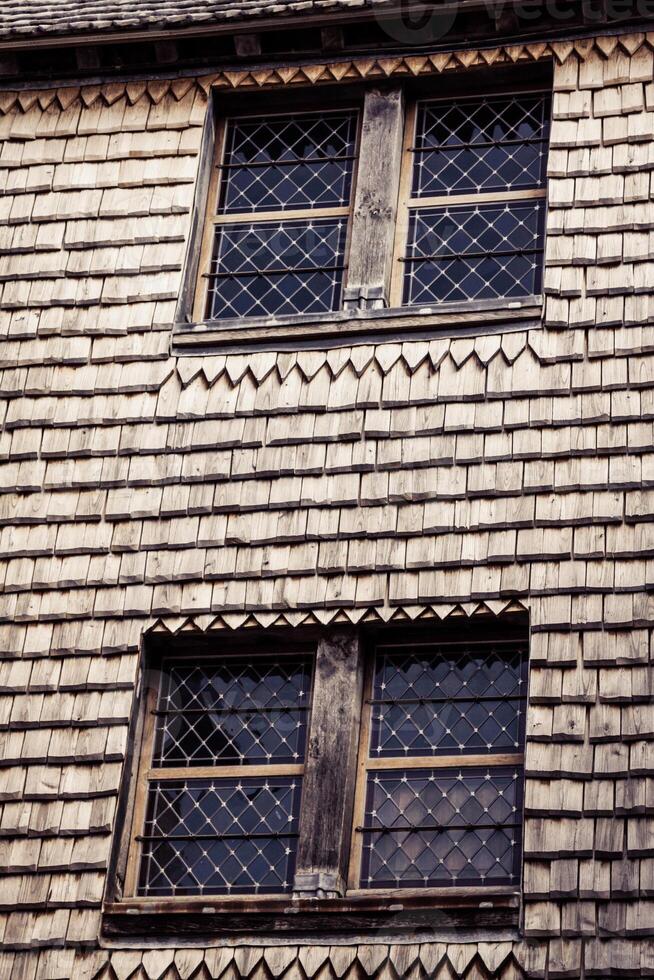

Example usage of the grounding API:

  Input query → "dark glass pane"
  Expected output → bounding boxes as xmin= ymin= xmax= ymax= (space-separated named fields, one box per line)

xmin=413 ymin=95 xmax=550 ymax=196
xmin=370 ymin=640 xmax=526 ymax=757
xmin=207 ymin=218 xmax=347 ymax=320
xmin=220 ymin=112 xmax=357 ymax=212
xmin=138 ymin=777 xmax=301 ymax=896
xmin=402 ymin=200 xmax=545 ymax=306
xmin=359 ymin=767 xmax=523 ymax=888
xmin=153 ymin=656 xmax=312 ymax=766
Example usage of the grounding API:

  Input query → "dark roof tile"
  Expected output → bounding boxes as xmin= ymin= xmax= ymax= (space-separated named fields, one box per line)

xmin=0 ymin=0 xmax=382 ymax=40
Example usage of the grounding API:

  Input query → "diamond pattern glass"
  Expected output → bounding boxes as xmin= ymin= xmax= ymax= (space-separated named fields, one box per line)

xmin=359 ymin=767 xmax=522 ymax=888
xmin=220 ymin=113 xmax=357 ymax=213
xmin=402 ymin=200 xmax=546 ymax=306
xmin=401 ymin=93 xmax=549 ymax=308
xmin=412 ymin=95 xmax=550 ymax=197
xmin=138 ymin=777 xmax=301 ymax=896
xmin=207 ymin=218 xmax=348 ymax=320
xmin=204 ymin=110 xmax=358 ymax=321
xmin=153 ymin=657 xmax=312 ymax=766
xmin=370 ymin=641 xmax=527 ymax=757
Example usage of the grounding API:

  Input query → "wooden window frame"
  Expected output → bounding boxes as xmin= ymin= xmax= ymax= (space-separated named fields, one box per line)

xmin=190 ymin=105 xmax=363 ymax=325
xmin=389 ymin=89 xmax=551 ymax=310
xmin=175 ymin=69 xmax=551 ymax=349
xmin=105 ymin=618 xmax=527 ymax=939
xmin=123 ymin=649 xmax=314 ymax=901
xmin=347 ymin=634 xmax=527 ymax=896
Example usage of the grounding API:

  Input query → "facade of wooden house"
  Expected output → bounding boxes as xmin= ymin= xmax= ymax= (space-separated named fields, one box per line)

xmin=1 ymin=1 xmax=654 ymax=978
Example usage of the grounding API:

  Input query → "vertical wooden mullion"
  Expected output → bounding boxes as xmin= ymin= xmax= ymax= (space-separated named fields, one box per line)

xmin=343 ymin=84 xmax=405 ymax=311
xmin=293 ymin=631 xmax=364 ymax=897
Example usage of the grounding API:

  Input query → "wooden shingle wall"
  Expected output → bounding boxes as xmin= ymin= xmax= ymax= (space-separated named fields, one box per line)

xmin=0 ymin=31 xmax=653 ymax=980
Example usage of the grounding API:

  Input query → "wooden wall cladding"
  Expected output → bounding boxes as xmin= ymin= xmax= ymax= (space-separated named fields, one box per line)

xmin=1 ymin=30 xmax=654 ymax=980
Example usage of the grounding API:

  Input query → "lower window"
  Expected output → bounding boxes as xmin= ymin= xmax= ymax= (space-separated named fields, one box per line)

xmin=117 ymin=621 xmax=528 ymax=915
xmin=127 ymin=652 xmax=313 ymax=898
xmin=349 ymin=633 xmax=527 ymax=891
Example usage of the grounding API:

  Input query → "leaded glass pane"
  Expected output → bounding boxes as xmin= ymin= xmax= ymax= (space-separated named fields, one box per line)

xmin=220 ymin=112 xmax=357 ymax=213
xmin=402 ymin=200 xmax=546 ymax=306
xmin=359 ymin=767 xmax=522 ymax=888
xmin=153 ymin=656 xmax=312 ymax=766
xmin=138 ymin=776 xmax=301 ymax=896
xmin=412 ymin=95 xmax=550 ymax=197
xmin=207 ymin=217 xmax=348 ymax=319
xmin=370 ymin=641 xmax=527 ymax=757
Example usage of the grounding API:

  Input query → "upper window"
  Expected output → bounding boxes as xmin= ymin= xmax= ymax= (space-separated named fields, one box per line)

xmin=392 ymin=95 xmax=549 ymax=308
xmin=195 ymin=110 xmax=359 ymax=322
xmin=117 ymin=620 xmax=528 ymax=919
xmin=189 ymin=86 xmax=551 ymax=326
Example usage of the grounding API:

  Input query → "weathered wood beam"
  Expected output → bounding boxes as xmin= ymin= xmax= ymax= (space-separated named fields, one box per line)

xmin=344 ymin=85 xmax=405 ymax=311
xmin=293 ymin=631 xmax=364 ymax=897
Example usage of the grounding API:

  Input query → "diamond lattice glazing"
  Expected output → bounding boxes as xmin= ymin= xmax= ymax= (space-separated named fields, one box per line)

xmin=207 ymin=218 xmax=348 ymax=319
xmin=402 ymin=200 xmax=546 ymax=306
xmin=359 ymin=768 xmax=522 ymax=888
xmin=412 ymin=95 xmax=550 ymax=196
xmin=153 ymin=656 xmax=312 ymax=766
xmin=220 ymin=112 xmax=358 ymax=213
xmin=370 ymin=641 xmax=527 ymax=756
xmin=138 ymin=777 xmax=301 ymax=896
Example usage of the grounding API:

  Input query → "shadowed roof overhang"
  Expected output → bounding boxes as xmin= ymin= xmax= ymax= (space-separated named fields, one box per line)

xmin=0 ymin=0 xmax=650 ymax=52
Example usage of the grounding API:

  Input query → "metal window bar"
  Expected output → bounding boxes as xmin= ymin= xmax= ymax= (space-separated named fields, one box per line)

xmin=218 ymin=154 xmax=359 ymax=170
xmin=154 ymin=706 xmax=311 ymax=715
xmin=358 ymin=822 xmax=523 ymax=833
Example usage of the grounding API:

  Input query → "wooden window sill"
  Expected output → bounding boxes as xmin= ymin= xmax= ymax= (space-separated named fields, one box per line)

xmin=172 ymin=297 xmax=542 ymax=354
xmin=103 ymin=889 xmax=520 ymax=940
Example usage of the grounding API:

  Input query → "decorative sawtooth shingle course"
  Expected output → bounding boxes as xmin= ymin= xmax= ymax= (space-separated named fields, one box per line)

xmin=0 ymin=28 xmax=653 ymax=979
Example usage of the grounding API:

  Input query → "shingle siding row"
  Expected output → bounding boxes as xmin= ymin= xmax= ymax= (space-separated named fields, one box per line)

xmin=0 ymin=30 xmax=653 ymax=980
